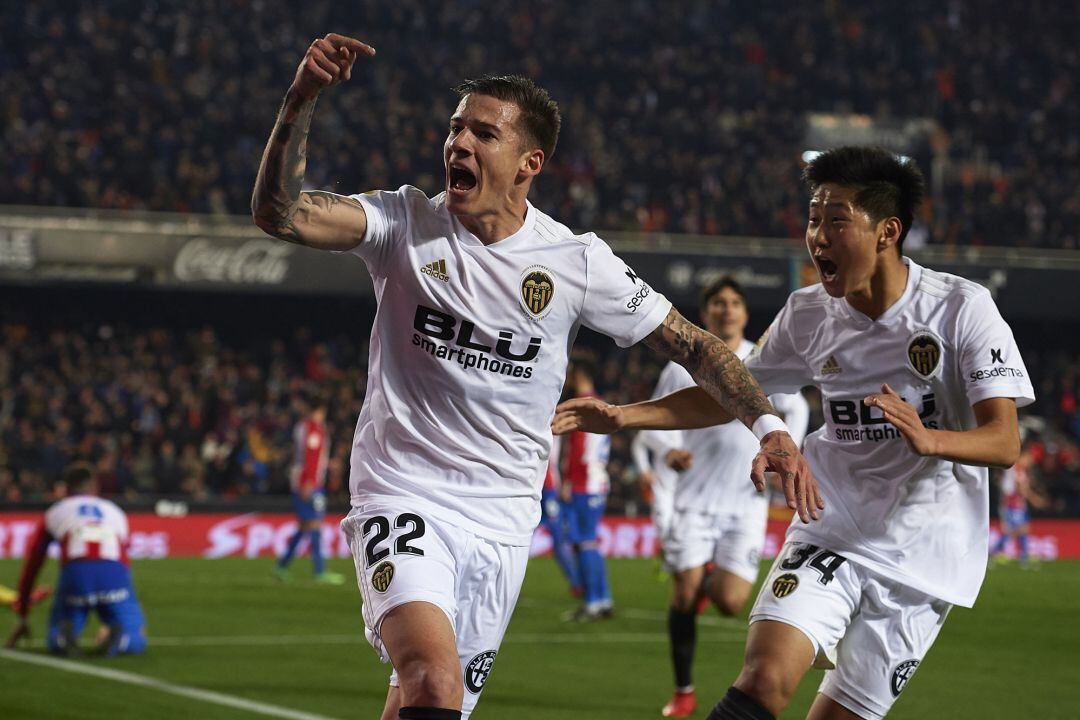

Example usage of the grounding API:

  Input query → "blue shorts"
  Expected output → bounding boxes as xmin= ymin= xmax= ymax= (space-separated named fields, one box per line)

xmin=50 ymin=560 xmax=146 ymax=655
xmin=567 ymin=493 xmax=607 ymax=544
xmin=1002 ymin=507 xmax=1029 ymax=530
xmin=293 ymin=490 xmax=327 ymax=521
xmin=539 ymin=489 xmax=569 ymax=540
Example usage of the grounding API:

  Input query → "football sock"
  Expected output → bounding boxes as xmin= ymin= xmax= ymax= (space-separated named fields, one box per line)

xmin=579 ymin=544 xmax=604 ymax=604
xmin=989 ymin=532 xmax=1008 ymax=556
xmin=279 ymin=530 xmax=303 ymax=567
xmin=668 ymin=607 xmax=697 ymax=688
xmin=398 ymin=707 xmax=461 ymax=719
xmin=706 ymin=687 xmax=775 ymax=720
xmin=1018 ymin=534 xmax=1029 ymax=561
xmin=309 ymin=529 xmax=325 ymax=574
xmin=596 ymin=550 xmax=612 ymax=605
xmin=552 ymin=535 xmax=578 ymax=588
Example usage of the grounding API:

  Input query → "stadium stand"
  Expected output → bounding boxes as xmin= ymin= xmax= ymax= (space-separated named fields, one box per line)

xmin=0 ymin=1 xmax=1075 ymax=247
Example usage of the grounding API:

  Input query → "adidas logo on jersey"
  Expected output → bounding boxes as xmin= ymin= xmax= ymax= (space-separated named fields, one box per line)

xmin=421 ymin=259 xmax=450 ymax=282
xmin=820 ymin=355 xmax=842 ymax=375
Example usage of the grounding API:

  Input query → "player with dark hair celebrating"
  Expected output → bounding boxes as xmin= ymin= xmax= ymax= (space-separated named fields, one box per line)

xmin=555 ymin=146 xmax=1032 ymax=719
xmin=252 ymin=33 xmax=817 ymax=720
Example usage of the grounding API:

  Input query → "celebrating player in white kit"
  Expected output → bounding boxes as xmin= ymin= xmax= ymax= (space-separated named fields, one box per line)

xmin=252 ymin=33 xmax=818 ymax=720
xmin=553 ymin=147 xmax=1032 ymax=720
xmin=641 ymin=278 xmax=809 ymax=718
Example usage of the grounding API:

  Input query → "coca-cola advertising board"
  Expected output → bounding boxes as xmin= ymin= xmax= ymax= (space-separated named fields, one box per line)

xmin=0 ymin=513 xmax=1075 ymax=561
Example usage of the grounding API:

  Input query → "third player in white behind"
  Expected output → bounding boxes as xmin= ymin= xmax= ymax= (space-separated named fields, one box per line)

xmin=634 ymin=278 xmax=810 ymax=718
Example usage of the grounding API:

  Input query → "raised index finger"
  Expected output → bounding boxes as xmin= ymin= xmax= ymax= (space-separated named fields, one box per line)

xmin=325 ymin=33 xmax=376 ymax=56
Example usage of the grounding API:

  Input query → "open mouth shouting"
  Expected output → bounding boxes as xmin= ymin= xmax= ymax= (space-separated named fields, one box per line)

xmin=448 ymin=164 xmax=478 ymax=196
xmin=815 ymin=254 xmax=839 ymax=285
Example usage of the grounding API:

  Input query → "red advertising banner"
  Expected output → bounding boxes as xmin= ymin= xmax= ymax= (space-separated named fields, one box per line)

xmin=0 ymin=513 xmax=1076 ymax=561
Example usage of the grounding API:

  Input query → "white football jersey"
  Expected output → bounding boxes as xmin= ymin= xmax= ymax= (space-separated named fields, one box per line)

xmin=747 ymin=258 xmax=1034 ymax=606
xmin=630 ymin=361 xmax=690 ymax=509
xmin=344 ymin=186 xmax=671 ymax=545
xmin=659 ymin=341 xmax=801 ymax=515
xmin=44 ymin=495 xmax=129 ymax=564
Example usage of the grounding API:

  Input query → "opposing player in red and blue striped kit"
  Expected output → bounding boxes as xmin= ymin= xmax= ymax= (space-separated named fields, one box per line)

xmin=275 ymin=397 xmax=344 ymax=584
xmin=562 ymin=358 xmax=614 ymax=620
xmin=6 ymin=464 xmax=147 ymax=656
xmin=989 ymin=444 xmax=1043 ymax=565
xmin=539 ymin=440 xmax=580 ymax=596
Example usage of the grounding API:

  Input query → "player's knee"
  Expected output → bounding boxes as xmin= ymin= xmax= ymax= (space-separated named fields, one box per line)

xmin=121 ymin=629 xmax=148 ymax=655
xmin=671 ymin=576 xmax=699 ymax=612
xmin=711 ymin=588 xmax=750 ymax=617
xmin=671 ymin=589 xmax=697 ymax=614
xmin=398 ymin=662 xmax=463 ymax=707
xmin=734 ymin=660 xmax=797 ymax=711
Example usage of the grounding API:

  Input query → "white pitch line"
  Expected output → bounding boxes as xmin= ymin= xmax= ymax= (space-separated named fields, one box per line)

xmin=20 ymin=630 xmax=744 ymax=649
xmin=505 ymin=632 xmax=745 ymax=644
xmin=0 ymin=649 xmax=341 ymax=720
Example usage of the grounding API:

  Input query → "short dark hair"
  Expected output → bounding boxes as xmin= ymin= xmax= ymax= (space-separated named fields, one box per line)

xmin=306 ymin=393 xmax=327 ymax=412
xmin=454 ymin=75 xmax=561 ymax=161
xmin=699 ymin=276 xmax=746 ymax=311
xmin=569 ymin=355 xmax=597 ymax=382
xmin=802 ymin=146 xmax=926 ymax=251
xmin=63 ymin=462 xmax=96 ymax=492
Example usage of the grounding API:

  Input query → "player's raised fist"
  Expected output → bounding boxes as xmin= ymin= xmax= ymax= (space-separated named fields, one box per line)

xmin=291 ymin=33 xmax=376 ymax=100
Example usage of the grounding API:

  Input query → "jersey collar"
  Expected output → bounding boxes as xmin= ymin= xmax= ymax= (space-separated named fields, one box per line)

xmin=452 ymin=201 xmax=537 ymax=249
xmin=838 ymin=256 xmax=922 ymax=327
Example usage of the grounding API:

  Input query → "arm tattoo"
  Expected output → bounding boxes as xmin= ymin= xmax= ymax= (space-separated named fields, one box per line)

xmin=644 ymin=308 xmax=776 ymax=428
xmin=252 ymin=94 xmax=318 ymax=245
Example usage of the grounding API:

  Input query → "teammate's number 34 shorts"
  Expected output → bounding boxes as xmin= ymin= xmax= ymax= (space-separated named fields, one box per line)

xmin=751 ymin=540 xmax=951 ymax=720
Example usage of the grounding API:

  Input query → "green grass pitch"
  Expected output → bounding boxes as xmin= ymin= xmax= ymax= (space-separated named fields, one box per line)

xmin=1 ymin=557 xmax=1077 ymax=719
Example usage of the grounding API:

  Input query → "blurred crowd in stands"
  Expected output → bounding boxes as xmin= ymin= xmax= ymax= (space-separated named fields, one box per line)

xmin=1 ymin=2 xmax=1076 ymax=248
xmin=3 ymin=313 xmax=1080 ymax=517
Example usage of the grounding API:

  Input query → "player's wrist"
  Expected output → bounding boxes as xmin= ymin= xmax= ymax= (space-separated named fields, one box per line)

xmin=751 ymin=414 xmax=790 ymax=442
xmin=285 ymin=83 xmax=321 ymax=105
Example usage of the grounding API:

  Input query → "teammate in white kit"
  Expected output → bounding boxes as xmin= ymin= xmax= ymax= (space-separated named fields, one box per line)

xmin=648 ymin=278 xmax=809 ymax=718
xmin=553 ymin=147 xmax=1032 ymax=720
xmin=251 ymin=33 xmax=819 ymax=720
xmin=630 ymin=426 xmax=687 ymax=545
xmin=6 ymin=464 xmax=147 ymax=656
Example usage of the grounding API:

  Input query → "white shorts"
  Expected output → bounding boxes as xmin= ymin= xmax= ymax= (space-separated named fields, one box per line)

xmin=651 ymin=494 xmax=675 ymax=540
xmin=661 ymin=508 xmax=765 ymax=583
xmin=751 ymin=540 xmax=952 ymax=720
xmin=342 ymin=502 xmax=529 ymax=719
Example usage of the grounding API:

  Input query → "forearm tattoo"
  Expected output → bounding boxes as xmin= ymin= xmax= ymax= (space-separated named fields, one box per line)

xmin=644 ymin=308 xmax=776 ymax=428
xmin=252 ymin=94 xmax=320 ymax=245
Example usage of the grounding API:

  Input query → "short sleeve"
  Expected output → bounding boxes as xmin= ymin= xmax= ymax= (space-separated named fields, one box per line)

xmin=744 ymin=301 xmax=812 ymax=394
xmin=579 ymin=237 xmax=672 ymax=348
xmin=344 ymin=187 xmax=410 ymax=276
xmin=957 ymin=291 xmax=1035 ymax=408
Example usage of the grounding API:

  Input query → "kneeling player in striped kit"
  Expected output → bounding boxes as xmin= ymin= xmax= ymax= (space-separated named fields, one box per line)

xmin=7 ymin=464 xmax=147 ymax=656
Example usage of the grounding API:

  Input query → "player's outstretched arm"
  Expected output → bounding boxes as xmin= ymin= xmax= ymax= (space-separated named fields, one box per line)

xmin=252 ymin=34 xmax=376 ymax=251
xmin=864 ymin=385 xmax=1021 ymax=467
xmin=552 ymin=387 xmax=731 ymax=436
